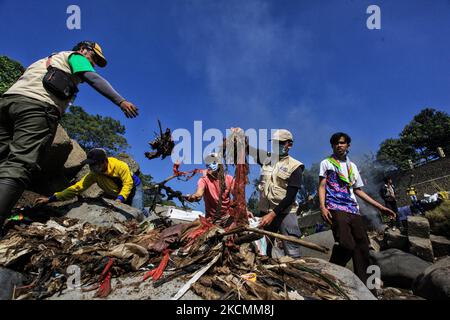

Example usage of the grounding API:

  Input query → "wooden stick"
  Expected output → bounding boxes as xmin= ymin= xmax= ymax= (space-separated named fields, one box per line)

xmin=171 ymin=253 xmax=222 ymax=300
xmin=216 ymin=225 xmax=329 ymax=253
xmin=244 ymin=227 xmax=329 ymax=253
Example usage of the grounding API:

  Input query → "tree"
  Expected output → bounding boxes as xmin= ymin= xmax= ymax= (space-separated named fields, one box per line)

xmin=0 ymin=56 xmax=25 ymax=95
xmin=61 ymin=105 xmax=129 ymax=154
xmin=400 ymin=108 xmax=450 ymax=161
xmin=376 ymin=108 xmax=450 ymax=169
xmin=301 ymin=162 xmax=320 ymax=198
xmin=376 ymin=138 xmax=417 ymax=170
xmin=296 ymin=162 xmax=321 ymax=212
xmin=247 ymin=178 xmax=261 ymax=216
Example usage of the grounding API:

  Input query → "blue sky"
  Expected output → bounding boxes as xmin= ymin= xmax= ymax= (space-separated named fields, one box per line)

xmin=1 ymin=0 xmax=450 ymax=207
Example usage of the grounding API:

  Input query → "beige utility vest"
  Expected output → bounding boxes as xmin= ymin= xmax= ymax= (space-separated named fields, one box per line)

xmin=258 ymin=155 xmax=303 ymax=214
xmin=5 ymin=51 xmax=81 ymax=115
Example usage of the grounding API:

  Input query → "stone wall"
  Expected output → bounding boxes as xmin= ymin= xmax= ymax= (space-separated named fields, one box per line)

xmin=390 ymin=157 xmax=450 ymax=206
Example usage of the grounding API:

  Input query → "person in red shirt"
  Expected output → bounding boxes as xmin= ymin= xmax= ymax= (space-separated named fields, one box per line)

xmin=185 ymin=153 xmax=234 ymax=225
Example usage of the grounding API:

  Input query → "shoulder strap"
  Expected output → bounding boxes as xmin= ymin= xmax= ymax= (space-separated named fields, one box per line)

xmin=45 ymin=52 xmax=59 ymax=70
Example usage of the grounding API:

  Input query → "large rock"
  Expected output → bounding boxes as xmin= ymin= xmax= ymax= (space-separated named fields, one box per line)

xmin=29 ymin=126 xmax=73 ymax=195
xmin=382 ymin=228 xmax=409 ymax=251
xmin=430 ymin=235 xmax=450 ymax=258
xmin=40 ymin=125 xmax=73 ymax=174
xmin=407 ymin=216 xmax=431 ymax=239
xmin=409 ymin=236 xmax=434 ymax=262
xmin=64 ymin=139 xmax=87 ymax=170
xmin=29 ymin=127 xmax=87 ymax=195
xmin=59 ymin=198 xmax=143 ymax=227
xmin=0 ymin=268 xmax=25 ymax=300
xmin=370 ymin=249 xmax=432 ymax=289
xmin=293 ymin=258 xmax=376 ymax=300
xmin=413 ymin=257 xmax=450 ymax=300
xmin=299 ymin=230 xmax=335 ymax=261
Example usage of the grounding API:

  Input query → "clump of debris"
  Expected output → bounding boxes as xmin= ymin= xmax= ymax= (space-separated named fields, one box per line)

xmin=0 ymin=198 xmax=377 ymax=300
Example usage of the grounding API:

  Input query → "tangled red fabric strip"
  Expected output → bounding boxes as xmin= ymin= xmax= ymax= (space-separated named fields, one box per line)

xmin=184 ymin=216 xmax=215 ymax=247
xmin=96 ymin=258 xmax=114 ymax=298
xmin=173 ymin=162 xmax=203 ymax=180
xmin=143 ymin=249 xmax=171 ymax=282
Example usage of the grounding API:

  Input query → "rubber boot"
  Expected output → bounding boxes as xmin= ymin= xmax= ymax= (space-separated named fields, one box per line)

xmin=0 ymin=178 xmax=25 ymax=237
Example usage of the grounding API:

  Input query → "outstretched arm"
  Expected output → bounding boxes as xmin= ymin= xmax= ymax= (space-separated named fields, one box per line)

xmin=185 ymin=185 xmax=205 ymax=202
xmin=79 ymin=72 xmax=139 ymax=118
xmin=35 ymin=174 xmax=96 ymax=205
xmin=354 ymin=188 xmax=396 ymax=219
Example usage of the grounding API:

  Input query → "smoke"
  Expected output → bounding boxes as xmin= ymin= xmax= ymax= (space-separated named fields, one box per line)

xmin=352 ymin=153 xmax=397 ymax=230
xmin=358 ymin=200 xmax=384 ymax=231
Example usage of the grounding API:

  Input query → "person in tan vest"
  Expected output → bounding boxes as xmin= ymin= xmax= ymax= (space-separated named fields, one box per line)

xmin=247 ymin=129 xmax=305 ymax=258
xmin=0 ymin=41 xmax=139 ymax=236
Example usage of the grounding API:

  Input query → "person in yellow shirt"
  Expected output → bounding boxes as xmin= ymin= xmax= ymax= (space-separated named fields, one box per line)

xmin=35 ymin=148 xmax=144 ymax=211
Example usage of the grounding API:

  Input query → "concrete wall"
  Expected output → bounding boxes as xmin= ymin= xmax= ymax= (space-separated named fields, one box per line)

xmin=391 ymin=157 xmax=450 ymax=206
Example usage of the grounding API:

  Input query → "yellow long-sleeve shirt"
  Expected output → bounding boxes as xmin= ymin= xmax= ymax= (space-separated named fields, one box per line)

xmin=54 ymin=157 xmax=134 ymax=201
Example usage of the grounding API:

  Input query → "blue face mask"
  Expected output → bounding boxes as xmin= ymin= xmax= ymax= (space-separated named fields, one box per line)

xmin=207 ymin=162 xmax=219 ymax=172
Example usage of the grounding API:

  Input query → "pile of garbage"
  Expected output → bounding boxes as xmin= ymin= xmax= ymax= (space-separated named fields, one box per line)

xmin=0 ymin=201 xmax=376 ymax=300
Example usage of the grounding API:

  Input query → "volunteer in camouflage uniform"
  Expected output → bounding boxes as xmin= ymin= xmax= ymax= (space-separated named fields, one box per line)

xmin=250 ymin=129 xmax=305 ymax=258
xmin=0 ymin=41 xmax=139 ymax=235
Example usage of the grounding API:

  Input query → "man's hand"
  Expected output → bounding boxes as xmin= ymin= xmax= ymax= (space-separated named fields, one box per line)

xmin=380 ymin=206 xmax=397 ymax=220
xmin=258 ymin=211 xmax=276 ymax=229
xmin=119 ymin=101 xmax=139 ymax=118
xmin=34 ymin=197 xmax=50 ymax=206
xmin=184 ymin=194 xmax=199 ymax=203
xmin=320 ymin=206 xmax=333 ymax=225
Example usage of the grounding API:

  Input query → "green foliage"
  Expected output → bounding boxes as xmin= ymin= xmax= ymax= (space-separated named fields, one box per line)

xmin=139 ymin=173 xmax=177 ymax=208
xmin=377 ymin=138 xmax=417 ymax=170
xmin=139 ymin=173 xmax=157 ymax=207
xmin=377 ymin=108 xmax=450 ymax=169
xmin=0 ymin=56 xmax=25 ymax=95
xmin=302 ymin=162 xmax=320 ymax=197
xmin=400 ymin=108 xmax=450 ymax=160
xmin=247 ymin=191 xmax=260 ymax=216
xmin=425 ymin=200 xmax=450 ymax=238
xmin=61 ymin=105 xmax=129 ymax=155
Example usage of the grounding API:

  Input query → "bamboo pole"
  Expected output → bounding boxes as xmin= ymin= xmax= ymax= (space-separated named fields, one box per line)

xmin=244 ymin=227 xmax=329 ymax=253
xmin=218 ymin=226 xmax=330 ymax=253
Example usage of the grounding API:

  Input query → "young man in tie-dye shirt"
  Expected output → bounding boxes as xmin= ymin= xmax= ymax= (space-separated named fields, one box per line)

xmin=318 ymin=132 xmax=396 ymax=286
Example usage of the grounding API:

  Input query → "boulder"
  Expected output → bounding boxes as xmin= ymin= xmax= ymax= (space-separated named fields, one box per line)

xmin=299 ymin=230 xmax=335 ymax=261
xmin=430 ymin=235 xmax=450 ymax=258
xmin=413 ymin=257 xmax=450 ymax=300
xmin=60 ymin=198 xmax=143 ymax=228
xmin=370 ymin=249 xmax=432 ymax=289
xmin=0 ymin=268 xmax=25 ymax=300
xmin=40 ymin=125 xmax=73 ymax=174
xmin=29 ymin=126 xmax=86 ymax=196
xmin=407 ymin=216 xmax=431 ymax=239
xmin=409 ymin=236 xmax=434 ymax=262
xmin=382 ymin=228 xmax=409 ymax=251
xmin=294 ymin=258 xmax=377 ymax=300
xmin=64 ymin=139 xmax=87 ymax=170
